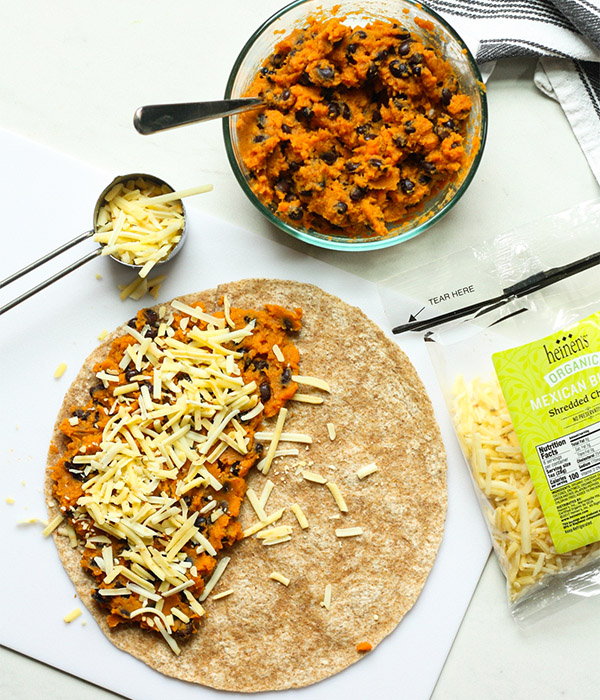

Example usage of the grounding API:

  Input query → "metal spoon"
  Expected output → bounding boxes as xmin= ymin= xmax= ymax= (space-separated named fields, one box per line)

xmin=133 ymin=98 xmax=264 ymax=135
xmin=0 ymin=173 xmax=188 ymax=315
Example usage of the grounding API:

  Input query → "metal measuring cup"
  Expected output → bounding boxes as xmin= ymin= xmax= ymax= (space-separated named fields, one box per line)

xmin=0 ymin=173 xmax=187 ymax=315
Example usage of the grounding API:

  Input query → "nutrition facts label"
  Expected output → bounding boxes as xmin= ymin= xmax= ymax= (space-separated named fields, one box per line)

xmin=537 ymin=422 xmax=600 ymax=491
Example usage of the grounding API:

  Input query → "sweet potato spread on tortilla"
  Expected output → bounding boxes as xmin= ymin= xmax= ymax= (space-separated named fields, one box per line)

xmin=49 ymin=298 xmax=302 ymax=646
xmin=237 ymin=15 xmax=473 ymax=237
xmin=46 ymin=279 xmax=447 ymax=691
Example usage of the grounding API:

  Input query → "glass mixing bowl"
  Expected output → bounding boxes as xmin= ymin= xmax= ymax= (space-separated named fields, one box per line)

xmin=223 ymin=0 xmax=487 ymax=252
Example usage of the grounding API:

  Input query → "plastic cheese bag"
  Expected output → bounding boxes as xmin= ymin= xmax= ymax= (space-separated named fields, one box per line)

xmin=384 ymin=200 xmax=600 ymax=621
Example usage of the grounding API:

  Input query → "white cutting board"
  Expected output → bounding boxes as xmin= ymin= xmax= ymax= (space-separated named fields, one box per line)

xmin=0 ymin=128 xmax=490 ymax=700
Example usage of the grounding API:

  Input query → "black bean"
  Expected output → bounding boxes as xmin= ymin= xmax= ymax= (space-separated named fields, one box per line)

xmin=281 ymin=123 xmax=292 ymax=134
xmin=374 ymin=49 xmax=388 ymax=62
xmin=316 ymin=65 xmax=335 ymax=82
xmin=244 ymin=315 xmax=254 ymax=323
xmin=283 ymin=317 xmax=295 ymax=332
xmin=299 ymin=188 xmax=313 ymax=197
xmin=441 ymin=88 xmax=452 ymax=106
xmin=288 ymin=206 xmax=304 ymax=221
xmin=274 ymin=178 xmax=292 ymax=194
xmin=423 ymin=161 xmax=436 ymax=174
xmin=253 ymin=134 xmax=268 ymax=143
xmin=334 ymin=201 xmax=348 ymax=214
xmin=341 ymin=103 xmax=352 ymax=120
xmin=405 ymin=124 xmax=416 ymax=134
xmin=260 ymin=67 xmax=275 ymax=77
xmin=89 ymin=384 xmax=105 ymax=400
xmin=281 ymin=367 xmax=292 ymax=384
xmin=364 ymin=133 xmax=376 ymax=141
xmin=253 ymin=358 xmax=269 ymax=370
xmin=295 ymin=106 xmax=313 ymax=122
xmin=350 ymin=186 xmax=367 ymax=201
xmin=419 ymin=174 xmax=432 ymax=184
xmin=347 ymin=42 xmax=359 ymax=54
xmin=389 ymin=60 xmax=410 ymax=78
xmin=372 ymin=108 xmax=382 ymax=123
xmin=356 ymin=125 xmax=368 ymax=135
xmin=400 ymin=178 xmax=415 ymax=194
xmin=197 ymin=516 xmax=208 ymax=528
xmin=369 ymin=158 xmax=383 ymax=169
xmin=127 ymin=317 xmax=138 ymax=329
xmin=409 ymin=52 xmax=423 ymax=65
xmin=354 ymin=30 xmax=367 ymax=39
xmin=125 ymin=367 xmax=138 ymax=382
xmin=398 ymin=39 xmax=412 ymax=56
xmin=270 ymin=52 xmax=284 ymax=68
xmin=345 ymin=161 xmax=360 ymax=172
xmin=394 ymin=136 xmax=406 ymax=148
xmin=144 ymin=326 xmax=158 ymax=339
xmin=288 ymin=160 xmax=302 ymax=172
xmin=443 ymin=119 xmax=456 ymax=130
xmin=280 ymin=88 xmax=291 ymax=101
xmin=320 ymin=150 xmax=338 ymax=165
xmin=299 ymin=71 xmax=312 ymax=86
xmin=411 ymin=64 xmax=422 ymax=77
xmin=256 ymin=113 xmax=267 ymax=129
xmin=259 ymin=381 xmax=271 ymax=403
xmin=144 ymin=308 xmax=158 ymax=325
xmin=65 ymin=461 xmax=86 ymax=481
xmin=366 ymin=64 xmax=379 ymax=81
xmin=219 ymin=501 xmax=229 ymax=513
xmin=254 ymin=442 xmax=264 ymax=454
xmin=327 ymin=102 xmax=340 ymax=119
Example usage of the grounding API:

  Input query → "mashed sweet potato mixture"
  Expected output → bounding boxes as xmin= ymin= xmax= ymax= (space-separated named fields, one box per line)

xmin=237 ymin=15 xmax=474 ymax=237
xmin=49 ymin=301 xmax=301 ymax=643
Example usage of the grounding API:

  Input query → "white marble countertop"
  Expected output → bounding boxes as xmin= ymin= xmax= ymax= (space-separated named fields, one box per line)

xmin=2 ymin=2 xmax=600 ymax=699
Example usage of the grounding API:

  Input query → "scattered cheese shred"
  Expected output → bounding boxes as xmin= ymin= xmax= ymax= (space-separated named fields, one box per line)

xmin=97 ymin=329 xmax=108 ymax=341
xmin=356 ymin=463 xmax=378 ymax=480
xmin=321 ymin=583 xmax=332 ymax=609
xmin=243 ymin=508 xmax=286 ymax=538
xmin=291 ymin=503 xmax=309 ymax=529
xmin=259 ymin=407 xmax=288 ymax=475
xmin=42 ymin=513 xmax=65 ymax=537
xmin=302 ymin=469 xmax=327 ymax=484
xmin=326 ymin=423 xmax=336 ymax=440
xmin=270 ymin=571 xmax=290 ymax=586
xmin=326 ymin=482 xmax=348 ymax=512
xmin=290 ymin=394 xmax=324 ymax=405
xmin=272 ymin=344 xmax=285 ymax=362
xmin=291 ymin=375 xmax=331 ymax=392
xmin=54 ymin=363 xmax=67 ymax=379
xmin=212 ymin=588 xmax=234 ymax=601
xmin=63 ymin=607 xmax=82 ymax=623
xmin=335 ymin=527 xmax=363 ymax=538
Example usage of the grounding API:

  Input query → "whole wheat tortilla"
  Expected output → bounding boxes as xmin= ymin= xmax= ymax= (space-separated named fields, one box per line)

xmin=46 ymin=278 xmax=446 ymax=692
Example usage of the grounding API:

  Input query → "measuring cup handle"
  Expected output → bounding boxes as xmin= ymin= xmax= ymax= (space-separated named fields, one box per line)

xmin=0 ymin=229 xmax=95 ymax=289
xmin=0 ymin=247 xmax=101 ymax=315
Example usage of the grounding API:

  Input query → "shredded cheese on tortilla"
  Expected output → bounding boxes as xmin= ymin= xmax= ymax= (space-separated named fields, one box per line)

xmin=269 ymin=571 xmax=290 ymax=586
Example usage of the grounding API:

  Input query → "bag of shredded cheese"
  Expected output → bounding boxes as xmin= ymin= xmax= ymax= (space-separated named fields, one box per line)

xmin=389 ymin=200 xmax=600 ymax=621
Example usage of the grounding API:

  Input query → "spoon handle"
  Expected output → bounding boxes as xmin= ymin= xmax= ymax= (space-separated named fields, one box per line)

xmin=133 ymin=98 xmax=263 ymax=135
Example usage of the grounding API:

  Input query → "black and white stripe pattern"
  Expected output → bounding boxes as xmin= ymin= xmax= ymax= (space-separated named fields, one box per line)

xmin=426 ymin=0 xmax=600 ymax=181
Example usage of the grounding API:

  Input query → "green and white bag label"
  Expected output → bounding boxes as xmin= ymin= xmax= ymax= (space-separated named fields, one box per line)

xmin=493 ymin=312 xmax=600 ymax=553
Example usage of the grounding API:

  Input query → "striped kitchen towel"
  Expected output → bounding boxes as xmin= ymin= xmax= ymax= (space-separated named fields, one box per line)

xmin=427 ymin=0 xmax=600 ymax=182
